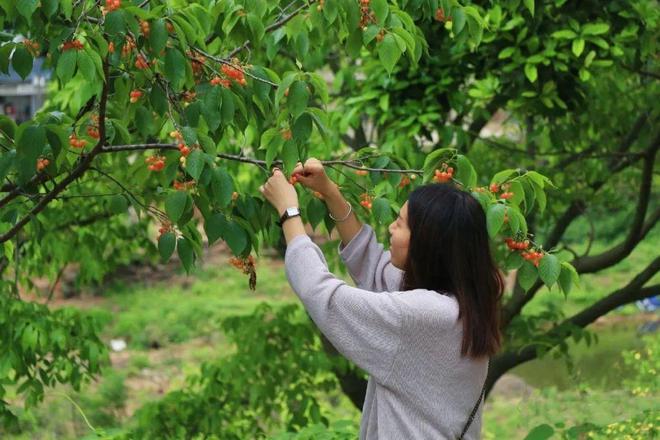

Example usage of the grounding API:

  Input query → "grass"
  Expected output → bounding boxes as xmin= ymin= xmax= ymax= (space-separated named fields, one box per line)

xmin=5 ymin=227 xmax=659 ymax=439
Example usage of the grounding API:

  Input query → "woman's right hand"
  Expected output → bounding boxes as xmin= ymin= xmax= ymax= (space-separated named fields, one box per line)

xmin=291 ymin=158 xmax=337 ymax=197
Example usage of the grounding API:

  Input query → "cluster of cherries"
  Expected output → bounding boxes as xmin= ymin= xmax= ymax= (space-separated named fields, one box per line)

xmin=86 ymin=125 xmax=100 ymax=139
xmin=435 ymin=8 xmax=452 ymax=22
xmin=281 ymin=129 xmax=292 ymax=141
xmin=210 ymin=77 xmax=231 ymax=88
xmin=433 ymin=163 xmax=454 ymax=183
xmin=504 ymin=238 xmax=544 ymax=267
xmin=146 ymin=155 xmax=166 ymax=171
xmin=170 ymin=131 xmax=191 ymax=157
xmin=69 ymin=133 xmax=87 ymax=149
xmin=173 ymin=180 xmax=195 ymax=191
xmin=135 ymin=54 xmax=149 ymax=70
xmin=358 ymin=0 xmax=376 ymax=29
xmin=23 ymin=39 xmax=40 ymax=56
xmin=61 ymin=40 xmax=84 ymax=51
xmin=129 ymin=90 xmax=143 ymax=103
xmin=359 ymin=192 xmax=373 ymax=210
xmin=221 ymin=64 xmax=247 ymax=86
xmin=105 ymin=0 xmax=121 ymax=12
xmin=36 ymin=158 xmax=49 ymax=172
xmin=157 ymin=221 xmax=171 ymax=238
xmin=228 ymin=255 xmax=256 ymax=274
xmin=140 ymin=20 xmax=150 ymax=37
xmin=489 ymin=183 xmax=515 ymax=200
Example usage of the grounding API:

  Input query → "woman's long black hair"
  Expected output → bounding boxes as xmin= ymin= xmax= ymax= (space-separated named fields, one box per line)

xmin=400 ymin=183 xmax=504 ymax=358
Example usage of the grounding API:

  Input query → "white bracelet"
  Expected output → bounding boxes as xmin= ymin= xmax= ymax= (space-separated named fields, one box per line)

xmin=328 ymin=200 xmax=352 ymax=222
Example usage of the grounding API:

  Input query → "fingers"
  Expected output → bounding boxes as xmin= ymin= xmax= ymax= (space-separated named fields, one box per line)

xmin=292 ymin=162 xmax=305 ymax=176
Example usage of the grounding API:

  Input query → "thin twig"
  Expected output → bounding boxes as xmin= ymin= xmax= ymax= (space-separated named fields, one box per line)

xmin=100 ymin=143 xmax=422 ymax=173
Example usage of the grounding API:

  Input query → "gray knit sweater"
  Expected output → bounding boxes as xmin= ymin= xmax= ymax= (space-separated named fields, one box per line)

xmin=284 ymin=223 xmax=487 ymax=439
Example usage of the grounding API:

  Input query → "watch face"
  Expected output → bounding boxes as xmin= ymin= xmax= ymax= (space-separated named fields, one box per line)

xmin=286 ymin=207 xmax=299 ymax=216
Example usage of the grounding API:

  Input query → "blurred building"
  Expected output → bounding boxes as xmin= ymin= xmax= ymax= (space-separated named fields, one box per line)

xmin=0 ymin=57 xmax=50 ymax=124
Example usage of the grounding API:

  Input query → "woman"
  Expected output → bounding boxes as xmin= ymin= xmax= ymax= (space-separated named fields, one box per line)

xmin=259 ymin=158 xmax=504 ymax=440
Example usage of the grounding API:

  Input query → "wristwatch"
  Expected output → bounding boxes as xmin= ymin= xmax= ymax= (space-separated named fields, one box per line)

xmin=277 ymin=207 xmax=301 ymax=227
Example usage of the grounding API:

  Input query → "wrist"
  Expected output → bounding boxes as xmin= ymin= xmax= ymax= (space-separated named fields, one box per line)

xmin=320 ymin=183 xmax=341 ymax=201
xmin=277 ymin=203 xmax=299 ymax=216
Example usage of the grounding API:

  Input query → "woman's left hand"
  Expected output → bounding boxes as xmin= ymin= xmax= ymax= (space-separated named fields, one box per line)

xmin=259 ymin=168 xmax=299 ymax=216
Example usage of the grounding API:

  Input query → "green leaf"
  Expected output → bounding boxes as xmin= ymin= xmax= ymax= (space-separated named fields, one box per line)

xmin=177 ymin=237 xmax=194 ymax=273
xmin=558 ymin=263 xmax=574 ymax=296
xmin=523 ymin=0 xmax=534 ymax=16
xmin=16 ymin=0 xmax=39 ymax=20
xmin=212 ymin=168 xmax=234 ymax=208
xmin=77 ymin=51 xmax=95 ymax=81
xmin=224 ymin=220 xmax=248 ymax=255
xmin=455 ymin=155 xmax=477 ymax=188
xmin=453 ymin=8 xmax=466 ymax=35
xmin=165 ymin=191 xmax=189 ymax=223
xmin=572 ymin=38 xmax=585 ymax=57
xmin=158 ymin=232 xmax=176 ymax=262
xmin=292 ymin=113 xmax=313 ymax=143
xmin=56 ymin=49 xmax=77 ymax=83
xmin=307 ymin=197 xmax=327 ymax=230
xmin=287 ymin=80 xmax=309 ymax=119
xmin=486 ymin=203 xmax=507 ymax=237
xmin=551 ymin=29 xmax=577 ymax=39
xmin=135 ymin=106 xmax=154 ymax=137
xmin=108 ymin=194 xmax=128 ymax=214
xmin=582 ymin=23 xmax=609 ymax=36
xmin=11 ymin=45 xmax=32 ymax=79
xmin=149 ymin=19 xmax=168 ymax=55
xmin=186 ymin=149 xmax=205 ymax=180
xmin=491 ymin=169 xmax=517 ymax=185
xmin=378 ymin=34 xmax=402 ymax=75
xmin=281 ymin=140 xmax=299 ymax=175
xmin=104 ymin=10 xmax=126 ymax=36
xmin=371 ymin=0 xmax=388 ymax=25
xmin=538 ymin=253 xmax=560 ymax=287
xmin=524 ymin=64 xmax=538 ymax=83
xmin=220 ymin=88 xmax=235 ymax=125
xmin=372 ymin=198 xmax=392 ymax=225
xmin=518 ymin=261 xmax=538 ymax=292
xmin=17 ymin=125 xmax=46 ymax=180
xmin=524 ymin=424 xmax=554 ymax=440
xmin=204 ymin=213 xmax=227 ymax=245
xmin=164 ymin=48 xmax=186 ymax=90
xmin=498 ymin=47 xmax=515 ymax=59
xmin=505 ymin=252 xmax=524 ymax=271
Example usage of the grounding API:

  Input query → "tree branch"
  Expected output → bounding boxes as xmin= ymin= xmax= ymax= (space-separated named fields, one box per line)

xmin=225 ymin=0 xmax=317 ymax=60
xmin=571 ymin=134 xmax=658 ymax=273
xmin=489 ymin=257 xmax=660 ymax=396
xmin=100 ymin=144 xmax=419 ymax=173
xmin=0 ymin=57 xmax=111 ymax=244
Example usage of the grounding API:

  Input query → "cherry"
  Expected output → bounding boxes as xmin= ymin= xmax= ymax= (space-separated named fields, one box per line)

xmin=86 ymin=126 xmax=100 ymax=139
xmin=135 ymin=55 xmax=149 ymax=70
xmin=36 ymin=158 xmax=50 ymax=172
xmin=355 ymin=169 xmax=369 ymax=176
xmin=281 ymin=129 xmax=292 ymax=141
xmin=105 ymin=0 xmax=121 ymax=12
xmin=501 ymin=192 xmax=514 ymax=200
xmin=489 ymin=183 xmax=499 ymax=193
xmin=129 ymin=90 xmax=143 ymax=103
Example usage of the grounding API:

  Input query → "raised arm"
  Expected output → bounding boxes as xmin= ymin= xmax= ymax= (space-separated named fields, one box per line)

xmin=290 ymin=158 xmax=363 ymax=245
xmin=338 ymin=223 xmax=403 ymax=292
xmin=285 ymin=234 xmax=405 ymax=385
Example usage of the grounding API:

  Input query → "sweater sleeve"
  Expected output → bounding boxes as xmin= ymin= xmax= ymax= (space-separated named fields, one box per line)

xmin=337 ymin=223 xmax=404 ymax=292
xmin=285 ymin=234 xmax=403 ymax=385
